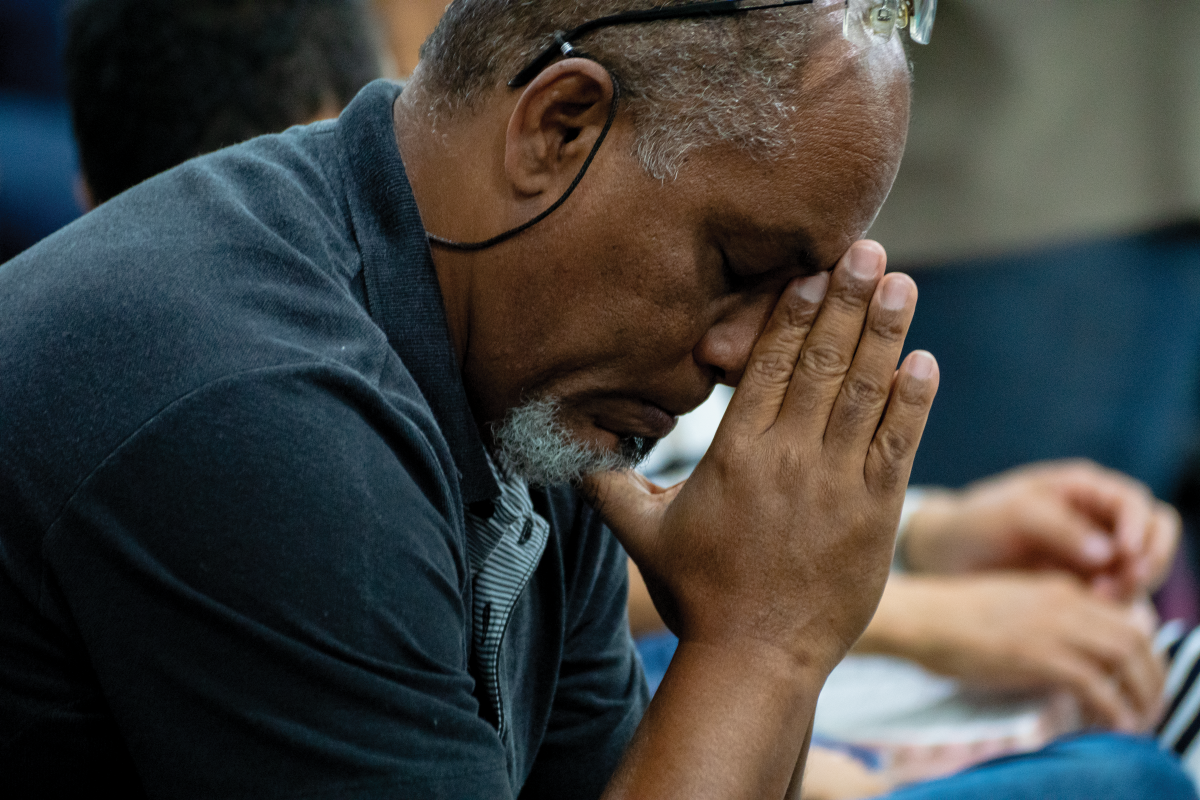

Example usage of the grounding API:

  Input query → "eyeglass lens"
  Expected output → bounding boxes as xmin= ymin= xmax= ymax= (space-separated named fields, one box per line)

xmin=843 ymin=0 xmax=936 ymax=46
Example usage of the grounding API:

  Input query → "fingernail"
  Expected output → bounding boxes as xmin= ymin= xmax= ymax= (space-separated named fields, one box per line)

xmin=908 ymin=351 xmax=935 ymax=380
xmin=847 ymin=245 xmax=883 ymax=281
xmin=1082 ymin=533 xmax=1115 ymax=564
xmin=879 ymin=276 xmax=910 ymax=311
xmin=797 ymin=272 xmax=830 ymax=303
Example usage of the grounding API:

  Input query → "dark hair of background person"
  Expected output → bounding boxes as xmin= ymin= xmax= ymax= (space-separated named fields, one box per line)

xmin=64 ymin=0 xmax=382 ymax=205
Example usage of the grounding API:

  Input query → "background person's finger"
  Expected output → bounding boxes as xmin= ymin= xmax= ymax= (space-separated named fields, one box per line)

xmin=863 ymin=350 xmax=938 ymax=495
xmin=1140 ymin=504 xmax=1182 ymax=590
xmin=823 ymin=273 xmax=916 ymax=458
xmin=1051 ymin=654 xmax=1139 ymax=731
xmin=776 ymin=241 xmax=885 ymax=439
xmin=1072 ymin=618 xmax=1164 ymax=726
xmin=1110 ymin=482 xmax=1153 ymax=560
xmin=720 ymin=272 xmax=828 ymax=437
xmin=1052 ymin=463 xmax=1153 ymax=558
xmin=1012 ymin=495 xmax=1116 ymax=573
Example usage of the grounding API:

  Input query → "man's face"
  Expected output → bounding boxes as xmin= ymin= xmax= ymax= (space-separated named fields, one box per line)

xmin=464 ymin=37 xmax=910 ymax=471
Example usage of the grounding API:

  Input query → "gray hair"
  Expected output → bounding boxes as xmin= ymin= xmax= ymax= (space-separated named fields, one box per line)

xmin=493 ymin=397 xmax=655 ymax=485
xmin=416 ymin=0 xmax=831 ymax=179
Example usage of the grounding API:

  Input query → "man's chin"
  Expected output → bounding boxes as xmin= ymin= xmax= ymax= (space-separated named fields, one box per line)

xmin=492 ymin=397 xmax=658 ymax=486
xmin=613 ymin=432 xmax=658 ymax=467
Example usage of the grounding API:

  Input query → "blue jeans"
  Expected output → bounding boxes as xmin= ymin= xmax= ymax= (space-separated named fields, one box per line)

xmin=883 ymin=733 xmax=1196 ymax=800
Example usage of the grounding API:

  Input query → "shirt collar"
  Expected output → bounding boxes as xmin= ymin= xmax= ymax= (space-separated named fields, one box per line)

xmin=335 ymin=79 xmax=499 ymax=507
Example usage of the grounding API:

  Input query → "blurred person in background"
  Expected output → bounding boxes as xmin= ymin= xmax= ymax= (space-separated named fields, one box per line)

xmin=634 ymin=391 xmax=1200 ymax=798
xmin=0 ymin=0 xmax=80 ymax=260
xmin=866 ymin=0 xmax=1200 ymax=605
xmin=371 ymin=0 xmax=447 ymax=77
xmin=64 ymin=0 xmax=382 ymax=208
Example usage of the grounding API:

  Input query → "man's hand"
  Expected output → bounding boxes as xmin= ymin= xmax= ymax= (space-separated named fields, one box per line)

xmin=861 ymin=572 xmax=1165 ymax=732
xmin=901 ymin=460 xmax=1180 ymax=600
xmin=588 ymin=241 xmax=938 ymax=799
xmin=590 ymin=241 xmax=936 ymax=676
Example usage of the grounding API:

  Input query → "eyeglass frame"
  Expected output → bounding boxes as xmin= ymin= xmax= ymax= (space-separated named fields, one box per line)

xmin=508 ymin=0 xmax=932 ymax=89
xmin=428 ymin=0 xmax=929 ymax=251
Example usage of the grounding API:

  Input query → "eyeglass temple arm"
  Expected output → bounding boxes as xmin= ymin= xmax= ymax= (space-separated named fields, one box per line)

xmin=508 ymin=0 xmax=816 ymax=87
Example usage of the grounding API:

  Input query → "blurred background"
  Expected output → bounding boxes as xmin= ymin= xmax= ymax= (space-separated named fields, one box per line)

xmin=0 ymin=0 xmax=446 ymax=262
xmin=3 ymin=0 xmax=1199 ymax=615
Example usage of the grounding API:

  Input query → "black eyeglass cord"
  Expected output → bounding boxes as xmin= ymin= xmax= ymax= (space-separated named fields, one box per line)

xmin=426 ymin=73 xmax=622 ymax=253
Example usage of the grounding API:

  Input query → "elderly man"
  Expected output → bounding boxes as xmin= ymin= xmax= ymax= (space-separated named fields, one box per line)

xmin=0 ymin=2 xmax=1192 ymax=799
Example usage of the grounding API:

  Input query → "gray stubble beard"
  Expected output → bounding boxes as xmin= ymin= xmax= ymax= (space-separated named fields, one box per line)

xmin=492 ymin=397 xmax=656 ymax=486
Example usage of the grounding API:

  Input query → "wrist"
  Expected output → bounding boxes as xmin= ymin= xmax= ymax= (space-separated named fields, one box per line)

xmin=898 ymin=489 xmax=959 ymax=573
xmin=672 ymin=633 xmax=833 ymax=694
xmin=892 ymin=488 xmax=929 ymax=572
xmin=856 ymin=574 xmax=925 ymax=658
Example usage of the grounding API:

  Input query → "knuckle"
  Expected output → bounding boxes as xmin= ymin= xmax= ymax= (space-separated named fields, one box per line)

xmin=876 ymin=426 xmax=914 ymax=465
xmin=867 ymin=310 xmax=908 ymax=343
xmin=778 ymin=291 xmax=820 ymax=329
xmin=828 ymin=284 xmax=873 ymax=314
xmin=841 ymin=373 xmax=890 ymax=410
xmin=746 ymin=348 xmax=795 ymax=385
xmin=799 ymin=341 xmax=850 ymax=379
xmin=869 ymin=429 xmax=913 ymax=493
xmin=774 ymin=446 xmax=811 ymax=485
xmin=895 ymin=370 xmax=933 ymax=406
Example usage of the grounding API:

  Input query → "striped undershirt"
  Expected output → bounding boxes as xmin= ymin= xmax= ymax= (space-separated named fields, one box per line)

xmin=464 ymin=456 xmax=550 ymax=738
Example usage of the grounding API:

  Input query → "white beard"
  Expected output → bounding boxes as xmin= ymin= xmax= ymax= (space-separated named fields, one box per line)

xmin=492 ymin=397 xmax=655 ymax=486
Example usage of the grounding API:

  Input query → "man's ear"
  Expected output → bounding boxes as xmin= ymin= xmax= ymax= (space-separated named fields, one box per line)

xmin=504 ymin=58 xmax=616 ymax=199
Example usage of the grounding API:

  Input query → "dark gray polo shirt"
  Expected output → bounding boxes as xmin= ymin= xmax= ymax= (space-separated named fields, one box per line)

xmin=0 ymin=79 xmax=646 ymax=799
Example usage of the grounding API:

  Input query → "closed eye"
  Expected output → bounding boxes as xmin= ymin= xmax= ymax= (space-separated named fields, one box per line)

xmin=718 ymin=245 xmax=750 ymax=294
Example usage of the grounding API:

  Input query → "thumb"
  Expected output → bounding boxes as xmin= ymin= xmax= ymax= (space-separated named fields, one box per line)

xmin=579 ymin=469 xmax=678 ymax=563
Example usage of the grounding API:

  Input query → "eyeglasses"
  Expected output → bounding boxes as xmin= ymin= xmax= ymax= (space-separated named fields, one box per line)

xmin=509 ymin=0 xmax=937 ymax=88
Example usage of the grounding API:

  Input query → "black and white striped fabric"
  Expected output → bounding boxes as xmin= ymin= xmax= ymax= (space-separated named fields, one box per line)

xmin=464 ymin=458 xmax=550 ymax=738
xmin=1158 ymin=620 xmax=1200 ymax=780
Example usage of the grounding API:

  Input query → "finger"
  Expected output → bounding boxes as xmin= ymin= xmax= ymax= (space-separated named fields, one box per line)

xmin=1139 ymin=504 xmax=1182 ymax=591
xmin=1051 ymin=653 xmax=1139 ymax=731
xmin=580 ymin=469 xmax=674 ymax=562
xmin=1052 ymin=463 xmax=1153 ymax=559
xmin=1070 ymin=606 xmax=1164 ymax=726
xmin=863 ymin=350 xmax=938 ymax=496
xmin=1013 ymin=495 xmax=1117 ymax=574
xmin=1110 ymin=638 xmax=1165 ymax=728
xmin=1091 ymin=573 xmax=1123 ymax=602
xmin=722 ymin=272 xmax=829 ymax=436
xmin=823 ymin=273 xmax=917 ymax=458
xmin=776 ymin=241 xmax=885 ymax=439
xmin=1111 ymin=484 xmax=1153 ymax=560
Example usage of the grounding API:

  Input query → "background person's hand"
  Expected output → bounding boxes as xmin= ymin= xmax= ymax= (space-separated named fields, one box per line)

xmin=799 ymin=746 xmax=892 ymax=800
xmin=862 ymin=572 xmax=1165 ymax=732
xmin=900 ymin=460 xmax=1180 ymax=600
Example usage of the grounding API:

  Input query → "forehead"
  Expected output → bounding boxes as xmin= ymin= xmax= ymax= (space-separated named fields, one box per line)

xmin=680 ymin=39 xmax=911 ymax=269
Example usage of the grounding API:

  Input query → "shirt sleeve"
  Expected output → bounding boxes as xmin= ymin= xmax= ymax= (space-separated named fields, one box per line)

xmin=40 ymin=365 xmax=514 ymax=799
xmin=519 ymin=491 xmax=649 ymax=800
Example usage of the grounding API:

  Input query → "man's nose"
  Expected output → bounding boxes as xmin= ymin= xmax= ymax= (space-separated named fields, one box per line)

xmin=693 ymin=297 xmax=776 ymax=388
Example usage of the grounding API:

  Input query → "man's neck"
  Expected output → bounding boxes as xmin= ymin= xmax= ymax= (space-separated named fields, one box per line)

xmin=392 ymin=87 xmax=512 ymax=368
